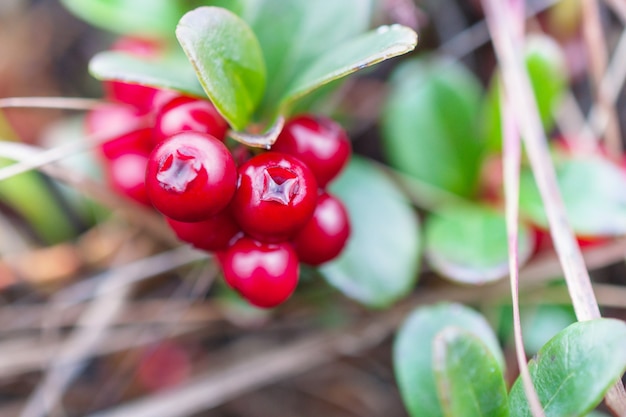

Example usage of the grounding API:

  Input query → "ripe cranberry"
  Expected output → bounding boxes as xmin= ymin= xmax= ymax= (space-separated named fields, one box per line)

xmin=231 ymin=152 xmax=318 ymax=242
xmin=104 ymin=81 xmax=160 ymax=113
xmin=86 ymin=104 xmax=153 ymax=158
xmin=154 ymin=96 xmax=228 ymax=145
xmin=166 ymin=210 xmax=240 ymax=252
xmin=219 ymin=237 xmax=299 ymax=308
xmin=272 ymin=114 xmax=351 ymax=187
xmin=104 ymin=151 xmax=152 ymax=206
xmin=145 ymin=132 xmax=237 ymax=222
xmin=293 ymin=192 xmax=351 ymax=265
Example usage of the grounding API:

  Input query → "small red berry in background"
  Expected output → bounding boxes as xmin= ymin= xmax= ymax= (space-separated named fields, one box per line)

xmin=219 ymin=237 xmax=300 ymax=308
xmin=166 ymin=210 xmax=241 ymax=252
xmin=104 ymin=151 xmax=152 ymax=207
xmin=231 ymin=152 xmax=318 ymax=242
xmin=135 ymin=341 xmax=191 ymax=392
xmin=293 ymin=192 xmax=351 ymax=266
xmin=154 ymin=96 xmax=229 ymax=145
xmin=272 ymin=114 xmax=351 ymax=188
xmin=145 ymin=131 xmax=237 ymax=222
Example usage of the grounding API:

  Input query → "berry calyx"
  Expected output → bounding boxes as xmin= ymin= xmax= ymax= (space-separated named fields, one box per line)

xmin=219 ymin=237 xmax=299 ymax=308
xmin=166 ymin=210 xmax=240 ymax=252
xmin=145 ymin=132 xmax=237 ymax=222
xmin=154 ymin=96 xmax=228 ymax=145
xmin=293 ymin=192 xmax=351 ymax=265
xmin=272 ymin=114 xmax=351 ymax=188
xmin=231 ymin=152 xmax=318 ymax=242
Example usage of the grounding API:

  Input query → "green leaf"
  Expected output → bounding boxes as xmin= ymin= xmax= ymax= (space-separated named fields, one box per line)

xmin=509 ymin=319 xmax=626 ymax=417
xmin=433 ymin=328 xmax=509 ymax=417
xmin=394 ymin=303 xmax=504 ymax=417
xmin=280 ymin=24 xmax=417 ymax=110
xmin=60 ymin=0 xmax=185 ymax=37
xmin=483 ymin=34 xmax=566 ymax=151
xmin=382 ymin=57 xmax=485 ymax=198
xmin=320 ymin=157 xmax=421 ymax=308
xmin=89 ymin=51 xmax=205 ymax=97
xmin=519 ymin=155 xmax=626 ymax=236
xmin=0 ymin=158 xmax=78 ymax=244
xmin=176 ymin=6 xmax=266 ymax=130
xmin=242 ymin=0 xmax=373 ymax=113
xmin=424 ymin=204 xmax=532 ymax=284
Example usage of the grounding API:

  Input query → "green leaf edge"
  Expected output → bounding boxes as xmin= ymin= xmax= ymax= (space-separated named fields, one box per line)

xmin=280 ymin=24 xmax=418 ymax=110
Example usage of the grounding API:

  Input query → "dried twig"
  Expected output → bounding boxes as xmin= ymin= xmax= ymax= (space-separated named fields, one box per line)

xmin=482 ymin=0 xmax=626 ymax=413
xmin=582 ymin=0 xmax=623 ymax=158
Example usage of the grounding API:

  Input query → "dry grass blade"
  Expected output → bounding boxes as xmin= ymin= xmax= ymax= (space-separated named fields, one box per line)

xmin=0 ymin=97 xmax=105 ymax=110
xmin=587 ymin=28 xmax=626 ymax=139
xmin=582 ymin=0 xmax=622 ymax=158
xmin=482 ymin=0 xmax=626 ymax=413
xmin=501 ymin=88 xmax=545 ymax=417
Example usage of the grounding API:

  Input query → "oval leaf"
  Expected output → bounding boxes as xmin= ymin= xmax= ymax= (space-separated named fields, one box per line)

xmin=60 ymin=0 xmax=184 ymax=37
xmin=89 ymin=51 xmax=205 ymax=97
xmin=320 ymin=157 xmax=421 ymax=308
xmin=243 ymin=0 xmax=373 ymax=113
xmin=509 ymin=318 xmax=626 ymax=417
xmin=433 ymin=328 xmax=509 ymax=417
xmin=394 ymin=303 xmax=504 ymax=417
xmin=281 ymin=24 xmax=417 ymax=109
xmin=382 ymin=57 xmax=484 ymax=198
xmin=176 ymin=7 xmax=266 ymax=131
xmin=424 ymin=204 xmax=532 ymax=284
xmin=519 ymin=155 xmax=626 ymax=236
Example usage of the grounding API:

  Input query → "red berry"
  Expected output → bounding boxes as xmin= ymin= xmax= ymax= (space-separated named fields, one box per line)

xmin=145 ymin=132 xmax=237 ymax=222
xmin=231 ymin=152 xmax=318 ymax=242
xmin=104 ymin=151 xmax=152 ymax=206
xmin=272 ymin=115 xmax=351 ymax=187
xmin=293 ymin=192 xmax=351 ymax=265
xmin=86 ymin=104 xmax=153 ymax=158
xmin=219 ymin=237 xmax=299 ymax=308
xmin=154 ymin=96 xmax=228 ymax=145
xmin=104 ymin=81 xmax=160 ymax=113
xmin=166 ymin=210 xmax=240 ymax=252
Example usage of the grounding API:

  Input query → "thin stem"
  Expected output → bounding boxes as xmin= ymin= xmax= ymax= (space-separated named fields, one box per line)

xmin=582 ymin=0 xmax=623 ymax=158
xmin=0 ymin=97 xmax=106 ymax=111
xmin=483 ymin=0 xmax=626 ymax=412
xmin=501 ymin=87 xmax=545 ymax=417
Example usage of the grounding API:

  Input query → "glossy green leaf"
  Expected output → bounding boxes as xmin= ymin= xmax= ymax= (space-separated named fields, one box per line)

xmin=242 ymin=0 xmax=373 ymax=113
xmin=320 ymin=157 xmax=421 ymax=308
xmin=382 ymin=57 xmax=484 ymax=198
xmin=519 ymin=155 xmax=626 ymax=236
xmin=509 ymin=319 xmax=626 ymax=417
xmin=433 ymin=328 xmax=509 ymax=417
xmin=60 ymin=0 xmax=185 ymax=37
xmin=281 ymin=24 xmax=418 ymax=111
xmin=89 ymin=51 xmax=205 ymax=97
xmin=0 ymin=158 xmax=78 ymax=244
xmin=483 ymin=35 xmax=566 ymax=151
xmin=176 ymin=7 xmax=266 ymax=130
xmin=394 ymin=303 xmax=504 ymax=417
xmin=424 ymin=204 xmax=532 ymax=284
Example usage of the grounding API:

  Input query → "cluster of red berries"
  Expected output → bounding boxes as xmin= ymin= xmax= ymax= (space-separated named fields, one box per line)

xmin=86 ymin=40 xmax=352 ymax=308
